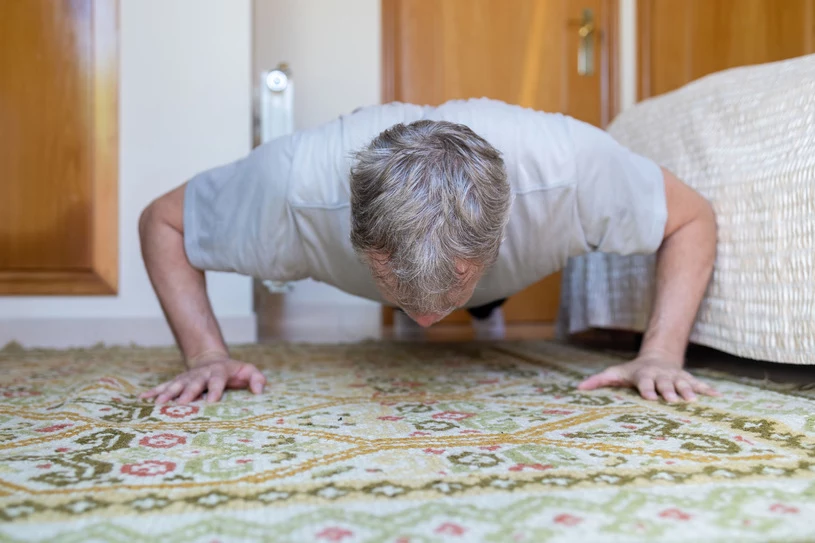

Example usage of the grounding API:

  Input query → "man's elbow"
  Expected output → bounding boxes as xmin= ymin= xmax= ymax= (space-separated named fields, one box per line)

xmin=139 ymin=185 xmax=187 ymax=243
xmin=138 ymin=199 xmax=168 ymax=248
xmin=695 ymin=198 xmax=718 ymax=264
xmin=138 ymin=201 xmax=158 ymax=246
xmin=698 ymin=197 xmax=717 ymax=239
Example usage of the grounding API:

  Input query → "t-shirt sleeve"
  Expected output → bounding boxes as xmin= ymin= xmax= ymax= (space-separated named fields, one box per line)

xmin=567 ymin=116 xmax=668 ymax=255
xmin=182 ymin=136 xmax=306 ymax=280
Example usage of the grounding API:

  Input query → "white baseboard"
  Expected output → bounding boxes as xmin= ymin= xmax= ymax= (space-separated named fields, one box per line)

xmin=0 ymin=315 xmax=257 ymax=349
xmin=258 ymin=302 xmax=384 ymax=343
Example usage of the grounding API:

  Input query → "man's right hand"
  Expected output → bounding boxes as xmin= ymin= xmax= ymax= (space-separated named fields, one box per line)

xmin=139 ymin=355 xmax=267 ymax=404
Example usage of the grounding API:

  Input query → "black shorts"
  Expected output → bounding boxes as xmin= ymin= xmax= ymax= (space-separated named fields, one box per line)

xmin=466 ymin=298 xmax=507 ymax=320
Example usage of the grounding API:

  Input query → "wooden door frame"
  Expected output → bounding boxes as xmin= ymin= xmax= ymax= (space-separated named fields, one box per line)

xmin=0 ymin=0 xmax=119 ymax=295
xmin=379 ymin=0 xmax=620 ymax=325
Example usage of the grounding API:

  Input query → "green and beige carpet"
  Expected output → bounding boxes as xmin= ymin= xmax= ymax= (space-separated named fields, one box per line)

xmin=1 ymin=341 xmax=814 ymax=542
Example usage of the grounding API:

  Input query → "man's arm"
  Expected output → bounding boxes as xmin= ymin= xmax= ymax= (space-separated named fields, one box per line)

xmin=139 ymin=184 xmax=228 ymax=361
xmin=640 ymin=168 xmax=717 ymax=362
xmin=578 ymin=168 xmax=721 ymax=402
xmin=137 ymin=184 xmax=266 ymax=404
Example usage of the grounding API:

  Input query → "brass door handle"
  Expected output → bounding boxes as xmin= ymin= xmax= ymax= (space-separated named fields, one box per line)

xmin=569 ymin=9 xmax=595 ymax=76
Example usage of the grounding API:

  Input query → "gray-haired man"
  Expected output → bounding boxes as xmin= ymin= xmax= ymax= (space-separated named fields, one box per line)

xmin=138 ymin=98 xmax=720 ymax=405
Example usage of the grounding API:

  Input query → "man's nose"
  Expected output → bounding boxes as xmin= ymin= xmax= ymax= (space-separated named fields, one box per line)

xmin=412 ymin=314 xmax=441 ymax=328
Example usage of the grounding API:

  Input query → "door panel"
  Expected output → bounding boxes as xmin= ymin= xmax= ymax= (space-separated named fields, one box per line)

xmin=639 ymin=0 xmax=815 ymax=99
xmin=382 ymin=0 xmax=618 ymax=324
xmin=0 ymin=0 xmax=118 ymax=294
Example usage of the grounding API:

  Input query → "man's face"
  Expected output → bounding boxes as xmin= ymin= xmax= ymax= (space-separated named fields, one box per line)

xmin=367 ymin=254 xmax=483 ymax=327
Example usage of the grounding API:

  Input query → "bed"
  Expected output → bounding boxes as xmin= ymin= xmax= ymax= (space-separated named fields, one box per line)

xmin=557 ymin=54 xmax=815 ymax=364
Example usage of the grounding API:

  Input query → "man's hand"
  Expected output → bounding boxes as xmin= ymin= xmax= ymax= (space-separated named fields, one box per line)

xmin=139 ymin=354 xmax=266 ymax=405
xmin=577 ymin=352 xmax=720 ymax=402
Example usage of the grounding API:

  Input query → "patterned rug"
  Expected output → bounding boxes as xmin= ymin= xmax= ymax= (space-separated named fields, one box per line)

xmin=1 ymin=341 xmax=814 ymax=543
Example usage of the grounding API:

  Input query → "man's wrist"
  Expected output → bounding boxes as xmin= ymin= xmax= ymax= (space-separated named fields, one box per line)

xmin=186 ymin=348 xmax=230 ymax=368
xmin=638 ymin=338 xmax=686 ymax=366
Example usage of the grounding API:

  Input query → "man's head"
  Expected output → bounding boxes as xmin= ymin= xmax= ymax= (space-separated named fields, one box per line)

xmin=350 ymin=120 xmax=511 ymax=326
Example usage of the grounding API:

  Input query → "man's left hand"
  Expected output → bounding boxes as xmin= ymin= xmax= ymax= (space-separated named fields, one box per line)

xmin=577 ymin=353 xmax=720 ymax=402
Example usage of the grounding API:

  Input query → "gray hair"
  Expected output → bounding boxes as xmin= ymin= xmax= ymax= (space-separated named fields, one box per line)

xmin=350 ymin=120 xmax=511 ymax=315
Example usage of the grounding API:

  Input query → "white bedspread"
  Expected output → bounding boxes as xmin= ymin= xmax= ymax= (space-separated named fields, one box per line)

xmin=558 ymin=54 xmax=815 ymax=364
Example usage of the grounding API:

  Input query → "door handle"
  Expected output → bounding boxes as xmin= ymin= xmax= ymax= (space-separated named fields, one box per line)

xmin=570 ymin=9 xmax=595 ymax=76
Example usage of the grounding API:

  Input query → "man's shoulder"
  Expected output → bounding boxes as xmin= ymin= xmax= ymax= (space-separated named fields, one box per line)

xmin=425 ymin=98 xmax=579 ymax=193
xmin=285 ymin=102 xmax=431 ymax=209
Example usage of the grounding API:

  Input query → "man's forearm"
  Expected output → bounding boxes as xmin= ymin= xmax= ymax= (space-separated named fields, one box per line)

xmin=139 ymin=196 xmax=228 ymax=366
xmin=640 ymin=207 xmax=717 ymax=362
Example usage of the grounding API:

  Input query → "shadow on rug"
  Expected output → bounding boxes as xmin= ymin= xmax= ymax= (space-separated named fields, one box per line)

xmin=1 ymin=341 xmax=814 ymax=542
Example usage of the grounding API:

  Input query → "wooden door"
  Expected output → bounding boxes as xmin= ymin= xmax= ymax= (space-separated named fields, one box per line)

xmin=381 ymin=0 xmax=618 ymax=325
xmin=0 ymin=0 xmax=118 ymax=295
xmin=639 ymin=0 xmax=815 ymax=99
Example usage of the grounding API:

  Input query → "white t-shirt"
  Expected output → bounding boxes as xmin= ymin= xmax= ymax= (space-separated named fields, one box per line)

xmin=183 ymin=98 xmax=667 ymax=308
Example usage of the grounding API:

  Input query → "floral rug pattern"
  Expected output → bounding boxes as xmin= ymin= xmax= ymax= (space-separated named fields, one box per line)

xmin=1 ymin=341 xmax=814 ymax=542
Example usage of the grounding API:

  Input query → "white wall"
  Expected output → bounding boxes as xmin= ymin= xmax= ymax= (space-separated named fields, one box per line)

xmin=253 ymin=0 xmax=383 ymax=309
xmin=0 ymin=0 xmax=256 ymax=347
xmin=253 ymin=0 xmax=381 ymax=132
